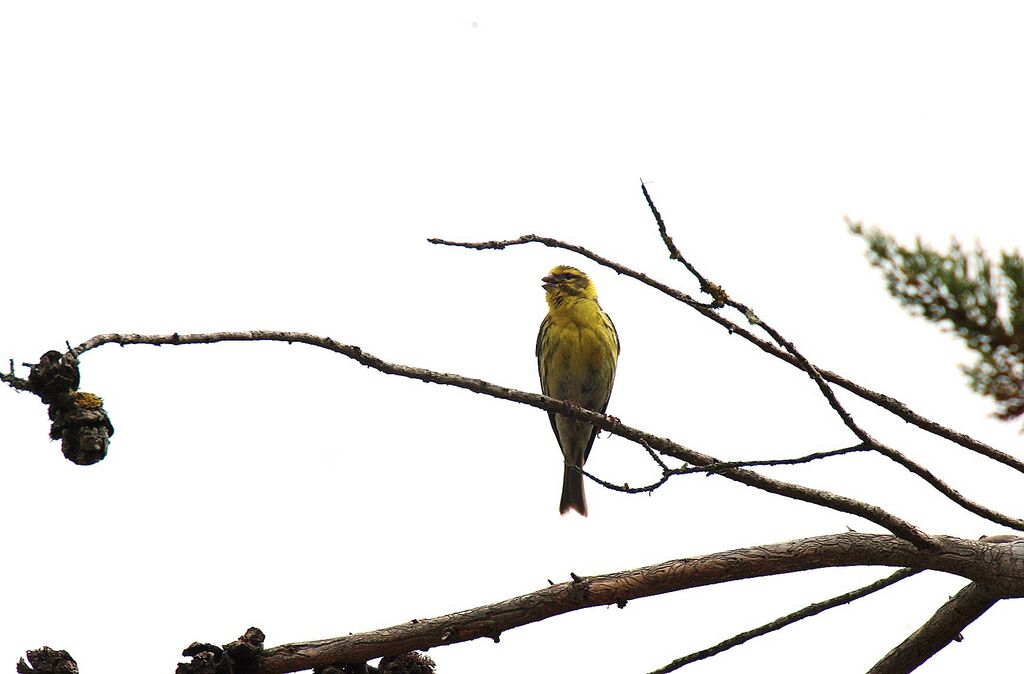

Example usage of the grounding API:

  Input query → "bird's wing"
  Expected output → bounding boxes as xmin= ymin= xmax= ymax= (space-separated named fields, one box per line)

xmin=606 ymin=309 xmax=621 ymax=356
xmin=536 ymin=314 xmax=561 ymax=442
xmin=582 ymin=308 xmax=619 ymax=462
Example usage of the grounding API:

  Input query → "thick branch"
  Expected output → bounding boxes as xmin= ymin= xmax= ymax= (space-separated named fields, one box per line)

xmin=255 ymin=534 xmax=1022 ymax=674
xmin=867 ymin=582 xmax=1003 ymax=674
xmin=428 ymin=235 xmax=1024 ymax=476
xmin=71 ymin=331 xmax=935 ymax=547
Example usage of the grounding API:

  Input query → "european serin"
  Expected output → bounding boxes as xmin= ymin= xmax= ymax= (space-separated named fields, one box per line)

xmin=536 ymin=265 xmax=619 ymax=516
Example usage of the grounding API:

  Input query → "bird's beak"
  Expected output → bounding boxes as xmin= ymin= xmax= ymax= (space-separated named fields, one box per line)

xmin=542 ymin=274 xmax=557 ymax=291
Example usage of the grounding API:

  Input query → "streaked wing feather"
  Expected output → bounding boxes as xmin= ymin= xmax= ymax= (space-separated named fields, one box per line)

xmin=536 ymin=314 xmax=561 ymax=442
xmin=605 ymin=309 xmax=621 ymax=355
xmin=582 ymin=307 xmax=618 ymax=462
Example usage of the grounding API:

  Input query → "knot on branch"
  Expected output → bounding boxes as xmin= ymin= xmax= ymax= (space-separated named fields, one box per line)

xmin=16 ymin=647 xmax=78 ymax=674
xmin=703 ymin=280 xmax=729 ymax=308
xmin=177 ymin=627 xmax=264 ymax=674
xmin=25 ymin=350 xmax=114 ymax=465
xmin=567 ymin=573 xmax=590 ymax=603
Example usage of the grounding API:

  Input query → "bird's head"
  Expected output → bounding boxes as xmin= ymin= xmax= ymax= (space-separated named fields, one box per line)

xmin=542 ymin=265 xmax=598 ymax=306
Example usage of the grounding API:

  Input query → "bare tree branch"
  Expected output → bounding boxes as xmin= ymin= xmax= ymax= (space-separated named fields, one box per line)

xmin=430 ymin=236 xmax=1024 ymax=533
xmin=692 ymin=443 xmax=871 ymax=471
xmin=1 ymin=358 xmax=32 ymax=392
xmin=5 ymin=218 xmax=1020 ymax=674
xmin=428 ymin=235 xmax=1024 ymax=476
xmin=867 ymin=443 xmax=1024 ymax=530
xmin=649 ymin=567 xmax=922 ymax=673
xmin=640 ymin=181 xmax=878 ymax=447
xmin=243 ymin=533 xmax=1018 ymax=674
xmin=603 ymin=437 xmax=1024 ymax=533
xmin=68 ymin=330 xmax=935 ymax=547
xmin=641 ymin=180 xmax=724 ymax=306
xmin=638 ymin=182 xmax=1024 ymax=532
xmin=583 ymin=444 xmax=873 ymax=495
xmin=866 ymin=582 xmax=1003 ymax=674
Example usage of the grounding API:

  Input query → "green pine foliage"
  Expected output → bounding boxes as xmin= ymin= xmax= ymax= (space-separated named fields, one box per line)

xmin=849 ymin=222 xmax=1024 ymax=424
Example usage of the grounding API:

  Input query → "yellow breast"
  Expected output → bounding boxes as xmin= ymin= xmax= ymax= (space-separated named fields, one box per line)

xmin=540 ymin=298 xmax=618 ymax=404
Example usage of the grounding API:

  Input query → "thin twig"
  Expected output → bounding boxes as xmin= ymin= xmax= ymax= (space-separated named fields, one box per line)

xmin=638 ymin=184 xmax=1024 ymax=531
xmin=430 ymin=236 xmax=1024 ymax=531
xmin=0 ymin=364 xmax=31 ymax=392
xmin=682 ymin=443 xmax=871 ymax=473
xmin=427 ymin=235 xmax=1024 ymax=475
xmin=588 ymin=441 xmax=1024 ymax=535
xmin=639 ymin=438 xmax=670 ymax=471
xmin=692 ymin=445 xmax=1024 ymax=529
xmin=70 ymin=330 xmax=935 ymax=547
xmin=868 ymin=444 xmax=1024 ymax=530
xmin=588 ymin=445 xmax=871 ymax=495
xmin=649 ymin=567 xmax=922 ymax=674
xmin=581 ymin=465 xmax=669 ymax=495
xmin=642 ymin=181 xmax=874 ymax=446
xmin=640 ymin=180 xmax=724 ymax=306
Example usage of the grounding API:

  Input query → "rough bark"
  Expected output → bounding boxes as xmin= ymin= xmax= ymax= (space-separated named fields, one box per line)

xmin=252 ymin=533 xmax=1024 ymax=674
xmin=867 ymin=582 xmax=1003 ymax=674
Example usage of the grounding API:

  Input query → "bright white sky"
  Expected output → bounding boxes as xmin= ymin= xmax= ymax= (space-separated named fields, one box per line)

xmin=3 ymin=3 xmax=1023 ymax=673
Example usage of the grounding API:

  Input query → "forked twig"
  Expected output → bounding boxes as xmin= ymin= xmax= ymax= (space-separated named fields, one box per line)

xmin=430 ymin=233 xmax=1024 ymax=533
xmin=428 ymin=234 xmax=1024 ymax=475
xmin=639 ymin=182 xmax=1024 ymax=532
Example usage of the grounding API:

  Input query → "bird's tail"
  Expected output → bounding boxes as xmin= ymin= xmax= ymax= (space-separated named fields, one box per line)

xmin=560 ymin=464 xmax=588 ymax=517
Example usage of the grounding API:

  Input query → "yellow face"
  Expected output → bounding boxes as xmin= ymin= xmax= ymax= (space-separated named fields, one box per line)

xmin=542 ymin=265 xmax=596 ymax=300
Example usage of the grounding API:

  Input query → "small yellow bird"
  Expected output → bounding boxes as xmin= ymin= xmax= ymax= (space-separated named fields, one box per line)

xmin=536 ymin=265 xmax=620 ymax=516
